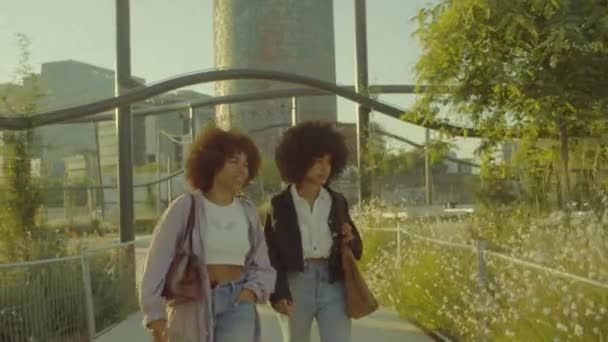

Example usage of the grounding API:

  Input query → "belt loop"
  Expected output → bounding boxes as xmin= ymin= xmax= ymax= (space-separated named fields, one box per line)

xmin=231 ymin=281 xmax=240 ymax=307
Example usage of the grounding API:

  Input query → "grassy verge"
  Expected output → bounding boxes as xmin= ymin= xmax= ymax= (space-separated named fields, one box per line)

xmin=355 ymin=205 xmax=608 ymax=340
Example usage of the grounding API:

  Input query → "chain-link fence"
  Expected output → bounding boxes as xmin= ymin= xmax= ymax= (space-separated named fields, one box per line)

xmin=0 ymin=242 xmax=139 ymax=342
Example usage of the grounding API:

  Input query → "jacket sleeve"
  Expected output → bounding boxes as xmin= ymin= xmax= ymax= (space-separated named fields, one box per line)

xmin=263 ymin=209 xmax=293 ymax=305
xmin=139 ymin=194 xmax=190 ymax=327
xmin=242 ymin=204 xmax=277 ymax=304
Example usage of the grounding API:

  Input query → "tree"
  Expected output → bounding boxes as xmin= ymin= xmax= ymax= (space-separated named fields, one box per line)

xmin=411 ymin=0 xmax=608 ymax=208
xmin=510 ymin=138 xmax=558 ymax=211
xmin=256 ymin=158 xmax=282 ymax=199
xmin=0 ymin=34 xmax=64 ymax=262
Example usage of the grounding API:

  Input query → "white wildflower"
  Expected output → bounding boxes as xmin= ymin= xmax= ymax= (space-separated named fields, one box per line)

xmin=556 ymin=323 xmax=568 ymax=332
xmin=574 ymin=324 xmax=583 ymax=337
xmin=543 ymin=307 xmax=551 ymax=316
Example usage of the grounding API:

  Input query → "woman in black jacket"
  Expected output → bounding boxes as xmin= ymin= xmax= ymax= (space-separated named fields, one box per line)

xmin=264 ymin=120 xmax=363 ymax=342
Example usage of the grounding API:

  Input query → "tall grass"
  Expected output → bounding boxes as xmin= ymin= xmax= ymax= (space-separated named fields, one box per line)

xmin=355 ymin=203 xmax=608 ymax=340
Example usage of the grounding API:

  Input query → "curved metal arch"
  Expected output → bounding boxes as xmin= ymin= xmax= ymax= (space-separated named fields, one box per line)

xmin=61 ymin=88 xmax=330 ymax=124
xmin=0 ymin=69 xmax=478 ymax=137
xmin=46 ymin=123 xmax=479 ymax=192
xmin=249 ymin=122 xmax=481 ymax=168
xmin=48 ymin=168 xmax=185 ymax=190
xmin=378 ymin=130 xmax=480 ymax=168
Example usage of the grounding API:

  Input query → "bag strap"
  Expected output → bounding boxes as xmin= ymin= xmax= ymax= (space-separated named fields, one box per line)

xmin=182 ymin=194 xmax=196 ymax=253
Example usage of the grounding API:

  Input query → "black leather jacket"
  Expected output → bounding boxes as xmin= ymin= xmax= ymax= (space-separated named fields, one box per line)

xmin=263 ymin=185 xmax=362 ymax=305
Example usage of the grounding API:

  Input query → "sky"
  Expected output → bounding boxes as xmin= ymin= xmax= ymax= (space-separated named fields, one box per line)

xmin=0 ymin=0 xmax=480 ymax=158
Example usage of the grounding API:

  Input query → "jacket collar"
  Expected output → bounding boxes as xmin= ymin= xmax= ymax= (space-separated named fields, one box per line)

xmin=276 ymin=183 xmax=339 ymax=203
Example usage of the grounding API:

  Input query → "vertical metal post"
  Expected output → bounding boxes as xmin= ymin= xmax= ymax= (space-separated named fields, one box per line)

xmin=425 ymin=127 xmax=432 ymax=205
xmin=167 ymin=155 xmax=173 ymax=204
xmin=355 ymin=0 xmax=371 ymax=203
xmin=188 ymin=106 xmax=196 ymax=143
xmin=81 ymin=248 xmax=96 ymax=340
xmin=115 ymin=0 xmax=137 ymax=306
xmin=93 ymin=122 xmax=105 ymax=219
xmin=155 ymin=127 xmax=161 ymax=215
xmin=115 ymin=0 xmax=134 ymax=243
xmin=477 ymin=239 xmax=488 ymax=341
xmin=396 ymin=222 xmax=402 ymax=267
xmin=291 ymin=97 xmax=299 ymax=127
xmin=63 ymin=175 xmax=69 ymax=221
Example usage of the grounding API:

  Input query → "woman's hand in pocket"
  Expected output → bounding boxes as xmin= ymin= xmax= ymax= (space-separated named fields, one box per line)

xmin=237 ymin=288 xmax=257 ymax=303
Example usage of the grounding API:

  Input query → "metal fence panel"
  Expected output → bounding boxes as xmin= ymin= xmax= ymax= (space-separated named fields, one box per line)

xmin=0 ymin=242 xmax=138 ymax=342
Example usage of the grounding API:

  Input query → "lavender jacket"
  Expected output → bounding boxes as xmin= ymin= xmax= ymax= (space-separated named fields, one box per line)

xmin=139 ymin=191 xmax=276 ymax=342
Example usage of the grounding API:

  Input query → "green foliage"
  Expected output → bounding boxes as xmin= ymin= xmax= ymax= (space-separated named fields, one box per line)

xmin=360 ymin=203 xmax=608 ymax=340
xmin=411 ymin=0 xmax=608 ymax=207
xmin=40 ymin=177 xmax=67 ymax=207
xmin=88 ymin=248 xmax=139 ymax=333
xmin=364 ymin=126 xmax=455 ymax=197
xmin=258 ymin=158 xmax=281 ymax=192
xmin=0 ymin=263 xmax=88 ymax=341
xmin=134 ymin=217 xmax=158 ymax=234
xmin=145 ymin=185 xmax=157 ymax=212
xmin=248 ymin=158 xmax=282 ymax=204
xmin=476 ymin=154 xmax=518 ymax=208
xmin=0 ymin=34 xmax=64 ymax=262
xmin=0 ymin=247 xmax=138 ymax=341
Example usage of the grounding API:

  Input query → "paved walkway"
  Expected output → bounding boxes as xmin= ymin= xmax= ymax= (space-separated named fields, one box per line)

xmin=96 ymin=241 xmax=432 ymax=341
xmin=95 ymin=305 xmax=431 ymax=342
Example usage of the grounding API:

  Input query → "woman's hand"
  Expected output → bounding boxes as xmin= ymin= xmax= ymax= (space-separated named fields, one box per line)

xmin=341 ymin=222 xmax=354 ymax=245
xmin=237 ymin=288 xmax=258 ymax=303
xmin=147 ymin=319 xmax=167 ymax=342
xmin=273 ymin=299 xmax=294 ymax=316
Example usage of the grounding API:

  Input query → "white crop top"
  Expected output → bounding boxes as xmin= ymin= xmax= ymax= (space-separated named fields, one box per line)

xmin=201 ymin=196 xmax=250 ymax=266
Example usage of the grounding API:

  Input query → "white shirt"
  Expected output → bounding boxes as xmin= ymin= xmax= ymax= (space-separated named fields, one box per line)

xmin=290 ymin=185 xmax=333 ymax=259
xmin=201 ymin=196 xmax=250 ymax=265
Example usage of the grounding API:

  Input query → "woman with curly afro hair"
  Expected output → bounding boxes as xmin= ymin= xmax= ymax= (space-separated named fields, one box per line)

xmin=264 ymin=120 xmax=363 ymax=342
xmin=140 ymin=125 xmax=276 ymax=342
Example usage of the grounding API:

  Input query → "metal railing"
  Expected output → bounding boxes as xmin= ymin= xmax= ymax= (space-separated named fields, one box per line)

xmin=362 ymin=224 xmax=608 ymax=341
xmin=367 ymin=225 xmax=608 ymax=290
xmin=0 ymin=242 xmax=139 ymax=341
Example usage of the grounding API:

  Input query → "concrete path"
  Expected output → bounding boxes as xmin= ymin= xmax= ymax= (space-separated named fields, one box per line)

xmin=95 ymin=239 xmax=432 ymax=342
xmin=95 ymin=306 xmax=432 ymax=342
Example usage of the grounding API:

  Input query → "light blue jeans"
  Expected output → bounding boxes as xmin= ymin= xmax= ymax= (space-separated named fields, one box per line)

xmin=283 ymin=260 xmax=351 ymax=342
xmin=212 ymin=279 xmax=256 ymax=342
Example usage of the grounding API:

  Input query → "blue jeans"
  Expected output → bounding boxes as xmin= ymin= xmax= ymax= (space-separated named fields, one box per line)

xmin=212 ymin=279 xmax=256 ymax=342
xmin=283 ymin=260 xmax=351 ymax=342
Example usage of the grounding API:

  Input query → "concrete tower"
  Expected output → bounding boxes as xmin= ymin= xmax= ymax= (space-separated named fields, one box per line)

xmin=214 ymin=0 xmax=338 ymax=155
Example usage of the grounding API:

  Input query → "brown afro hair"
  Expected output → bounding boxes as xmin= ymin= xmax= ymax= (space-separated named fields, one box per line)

xmin=186 ymin=126 xmax=261 ymax=192
xmin=275 ymin=120 xmax=349 ymax=184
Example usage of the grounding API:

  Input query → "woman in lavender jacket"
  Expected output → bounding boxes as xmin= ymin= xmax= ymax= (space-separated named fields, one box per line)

xmin=139 ymin=126 xmax=276 ymax=342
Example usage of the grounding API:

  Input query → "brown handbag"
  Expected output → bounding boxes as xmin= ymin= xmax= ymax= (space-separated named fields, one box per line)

xmin=342 ymin=244 xmax=379 ymax=318
xmin=161 ymin=195 xmax=203 ymax=304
